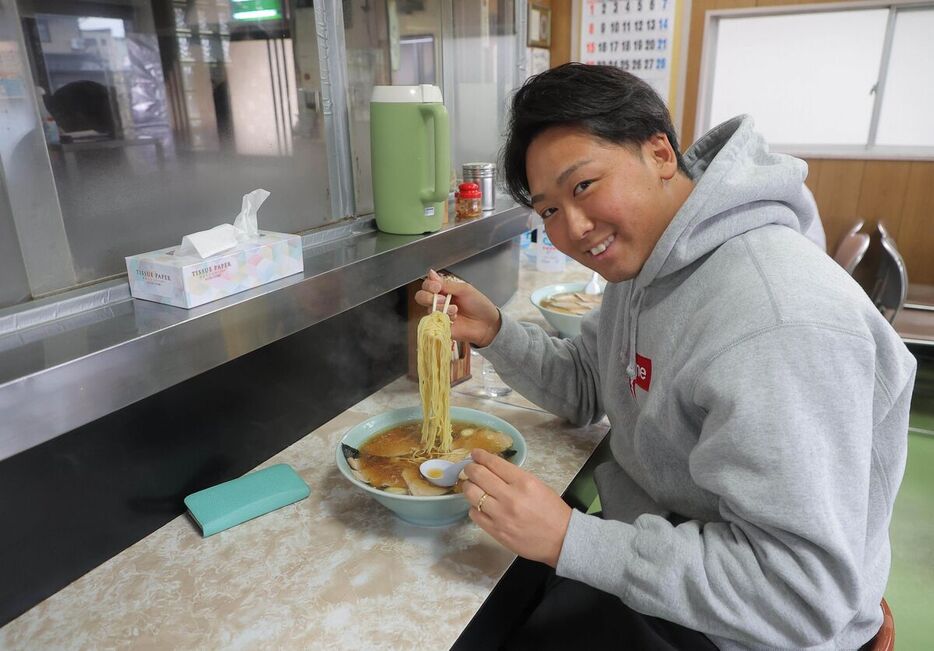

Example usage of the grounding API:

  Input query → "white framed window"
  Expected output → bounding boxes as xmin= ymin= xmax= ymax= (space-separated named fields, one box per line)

xmin=876 ymin=6 xmax=934 ymax=146
xmin=696 ymin=1 xmax=934 ymax=159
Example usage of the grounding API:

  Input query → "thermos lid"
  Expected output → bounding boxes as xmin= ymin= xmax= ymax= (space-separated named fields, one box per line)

xmin=371 ymin=84 xmax=444 ymax=104
xmin=457 ymin=182 xmax=481 ymax=199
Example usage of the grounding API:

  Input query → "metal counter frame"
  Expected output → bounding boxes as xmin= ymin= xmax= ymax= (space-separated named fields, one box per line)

xmin=0 ymin=206 xmax=531 ymax=462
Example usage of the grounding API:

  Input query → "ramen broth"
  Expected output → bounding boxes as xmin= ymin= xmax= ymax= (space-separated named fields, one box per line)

xmin=540 ymin=291 xmax=601 ymax=316
xmin=344 ymin=420 xmax=515 ymax=496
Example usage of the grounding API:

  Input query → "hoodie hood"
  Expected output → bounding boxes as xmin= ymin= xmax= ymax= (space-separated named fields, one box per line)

xmin=620 ymin=115 xmax=819 ymax=380
xmin=647 ymin=114 xmax=817 ymax=282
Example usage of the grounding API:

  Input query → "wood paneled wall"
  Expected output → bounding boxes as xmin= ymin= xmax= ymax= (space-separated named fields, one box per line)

xmin=549 ymin=0 xmax=934 ymax=284
xmin=550 ymin=0 xmax=573 ymax=66
xmin=681 ymin=0 xmax=934 ymax=283
xmin=532 ymin=0 xmax=573 ymax=67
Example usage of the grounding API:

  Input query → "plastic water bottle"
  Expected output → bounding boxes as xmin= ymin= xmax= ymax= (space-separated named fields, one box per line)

xmin=537 ymin=231 xmax=566 ymax=272
xmin=519 ymin=230 xmax=533 ymax=264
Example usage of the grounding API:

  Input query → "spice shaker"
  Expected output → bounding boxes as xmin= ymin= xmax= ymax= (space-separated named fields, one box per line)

xmin=462 ymin=162 xmax=496 ymax=212
xmin=455 ymin=182 xmax=482 ymax=220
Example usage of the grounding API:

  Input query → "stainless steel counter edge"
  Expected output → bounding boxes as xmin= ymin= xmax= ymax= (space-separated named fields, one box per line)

xmin=0 ymin=207 xmax=532 ymax=462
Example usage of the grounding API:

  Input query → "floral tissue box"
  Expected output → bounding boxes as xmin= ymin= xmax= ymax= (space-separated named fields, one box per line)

xmin=125 ymin=231 xmax=303 ymax=309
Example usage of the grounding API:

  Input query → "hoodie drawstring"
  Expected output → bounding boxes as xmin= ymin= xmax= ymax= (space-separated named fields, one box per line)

xmin=625 ymin=288 xmax=646 ymax=380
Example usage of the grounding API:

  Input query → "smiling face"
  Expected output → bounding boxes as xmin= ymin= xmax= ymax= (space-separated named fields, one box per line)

xmin=526 ymin=125 xmax=692 ymax=283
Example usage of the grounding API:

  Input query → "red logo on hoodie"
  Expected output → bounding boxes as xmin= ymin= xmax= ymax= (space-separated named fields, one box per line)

xmin=629 ymin=354 xmax=652 ymax=398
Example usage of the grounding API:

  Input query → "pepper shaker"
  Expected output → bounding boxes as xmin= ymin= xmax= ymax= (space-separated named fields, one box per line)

xmin=462 ymin=162 xmax=496 ymax=212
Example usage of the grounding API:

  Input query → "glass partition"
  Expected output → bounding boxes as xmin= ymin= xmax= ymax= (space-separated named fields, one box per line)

xmin=0 ymin=9 xmax=35 ymax=307
xmin=344 ymin=0 xmax=519 ymax=217
xmin=0 ymin=177 xmax=31 ymax=308
xmin=0 ymin=0 xmax=524 ymax=308
xmin=12 ymin=0 xmax=331 ymax=286
xmin=448 ymin=0 xmax=518 ymax=174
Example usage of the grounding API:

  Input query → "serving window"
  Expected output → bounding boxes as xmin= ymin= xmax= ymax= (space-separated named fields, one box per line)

xmin=0 ymin=0 xmax=527 ymax=309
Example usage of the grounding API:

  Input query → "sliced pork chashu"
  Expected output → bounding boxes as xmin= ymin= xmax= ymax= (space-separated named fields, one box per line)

xmin=451 ymin=427 xmax=513 ymax=455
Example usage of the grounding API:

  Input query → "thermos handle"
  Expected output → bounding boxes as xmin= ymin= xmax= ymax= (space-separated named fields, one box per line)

xmin=418 ymin=104 xmax=449 ymax=204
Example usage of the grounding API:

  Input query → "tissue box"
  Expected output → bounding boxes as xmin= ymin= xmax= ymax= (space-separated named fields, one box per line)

xmin=126 ymin=231 xmax=303 ymax=308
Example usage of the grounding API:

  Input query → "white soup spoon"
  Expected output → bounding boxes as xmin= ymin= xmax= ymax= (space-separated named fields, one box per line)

xmin=419 ymin=458 xmax=473 ymax=487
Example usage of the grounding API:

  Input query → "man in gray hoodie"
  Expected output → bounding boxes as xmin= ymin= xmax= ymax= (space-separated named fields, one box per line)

xmin=418 ymin=64 xmax=917 ymax=649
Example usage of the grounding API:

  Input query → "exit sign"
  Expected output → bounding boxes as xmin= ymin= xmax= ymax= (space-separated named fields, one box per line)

xmin=232 ymin=0 xmax=281 ymax=21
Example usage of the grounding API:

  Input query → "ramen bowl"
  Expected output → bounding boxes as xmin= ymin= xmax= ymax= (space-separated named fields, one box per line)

xmin=530 ymin=282 xmax=591 ymax=338
xmin=336 ymin=406 xmax=527 ymax=526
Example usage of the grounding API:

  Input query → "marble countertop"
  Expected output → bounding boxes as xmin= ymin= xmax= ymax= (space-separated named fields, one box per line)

xmin=0 ymin=257 xmax=607 ymax=650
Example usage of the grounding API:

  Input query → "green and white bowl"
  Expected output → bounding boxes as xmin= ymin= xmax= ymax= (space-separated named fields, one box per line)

xmin=336 ymin=406 xmax=527 ymax=526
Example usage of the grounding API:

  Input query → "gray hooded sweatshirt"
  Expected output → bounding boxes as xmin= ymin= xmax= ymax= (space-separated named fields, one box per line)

xmin=482 ymin=116 xmax=916 ymax=649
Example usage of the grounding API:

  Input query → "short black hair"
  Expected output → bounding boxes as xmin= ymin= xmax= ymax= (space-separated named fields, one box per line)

xmin=501 ymin=63 xmax=689 ymax=207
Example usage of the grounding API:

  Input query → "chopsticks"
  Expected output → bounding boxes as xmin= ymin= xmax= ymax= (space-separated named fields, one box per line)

xmin=431 ymin=293 xmax=452 ymax=315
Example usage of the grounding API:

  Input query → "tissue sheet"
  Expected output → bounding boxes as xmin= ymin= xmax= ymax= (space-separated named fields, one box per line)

xmin=176 ymin=188 xmax=270 ymax=258
xmin=176 ymin=224 xmax=240 ymax=259
xmin=126 ymin=231 xmax=303 ymax=309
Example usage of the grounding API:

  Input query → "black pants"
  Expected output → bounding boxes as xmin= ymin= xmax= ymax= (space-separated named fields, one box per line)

xmin=502 ymin=569 xmax=719 ymax=651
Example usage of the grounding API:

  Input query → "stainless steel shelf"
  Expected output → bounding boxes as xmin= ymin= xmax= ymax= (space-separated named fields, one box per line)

xmin=0 ymin=207 xmax=531 ymax=462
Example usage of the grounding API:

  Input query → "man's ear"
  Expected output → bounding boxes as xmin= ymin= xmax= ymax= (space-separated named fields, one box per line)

xmin=646 ymin=133 xmax=678 ymax=181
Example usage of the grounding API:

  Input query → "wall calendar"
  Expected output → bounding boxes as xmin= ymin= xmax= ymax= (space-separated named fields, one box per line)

xmin=577 ymin=0 xmax=683 ymax=108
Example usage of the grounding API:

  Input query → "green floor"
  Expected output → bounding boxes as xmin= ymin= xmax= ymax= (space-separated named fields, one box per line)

xmin=887 ymin=346 xmax=934 ymax=649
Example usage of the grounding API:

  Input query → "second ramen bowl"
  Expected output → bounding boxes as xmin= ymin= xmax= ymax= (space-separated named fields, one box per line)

xmin=336 ymin=406 xmax=527 ymax=526
xmin=530 ymin=281 xmax=588 ymax=339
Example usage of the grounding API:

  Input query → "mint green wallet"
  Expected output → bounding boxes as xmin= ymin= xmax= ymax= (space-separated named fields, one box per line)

xmin=184 ymin=463 xmax=310 ymax=537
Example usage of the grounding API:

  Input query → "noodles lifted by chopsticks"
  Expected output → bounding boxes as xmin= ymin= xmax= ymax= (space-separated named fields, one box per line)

xmin=417 ymin=308 xmax=453 ymax=454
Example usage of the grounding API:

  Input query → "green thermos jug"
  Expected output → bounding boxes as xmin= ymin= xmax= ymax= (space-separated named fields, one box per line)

xmin=370 ymin=84 xmax=450 ymax=234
